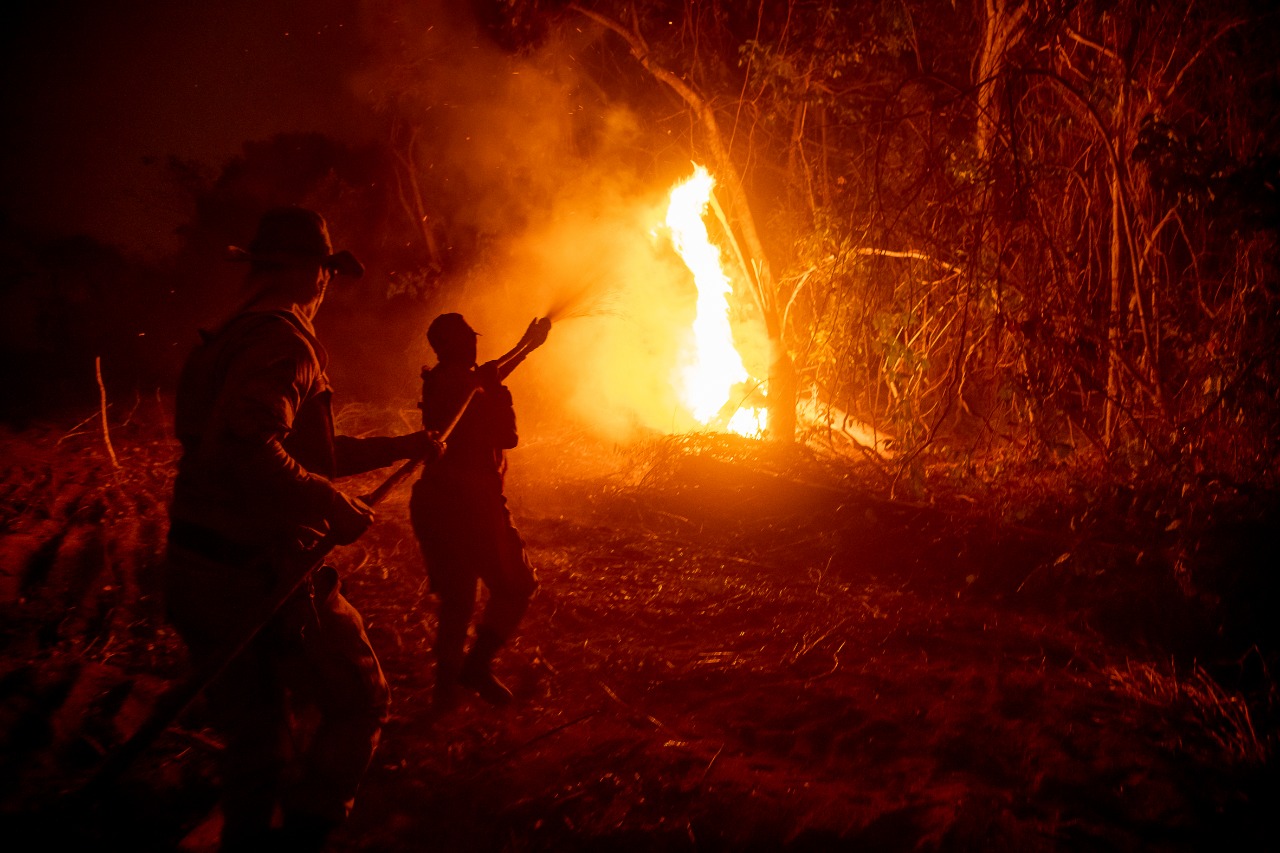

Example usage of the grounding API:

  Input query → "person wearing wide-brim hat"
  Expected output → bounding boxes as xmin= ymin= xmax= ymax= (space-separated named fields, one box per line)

xmin=225 ymin=205 xmax=366 ymax=279
xmin=165 ymin=206 xmax=441 ymax=851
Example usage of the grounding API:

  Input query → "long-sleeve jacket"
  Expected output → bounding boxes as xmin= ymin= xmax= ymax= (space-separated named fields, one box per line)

xmin=170 ymin=309 xmax=409 ymax=551
xmin=417 ymin=361 xmax=517 ymax=497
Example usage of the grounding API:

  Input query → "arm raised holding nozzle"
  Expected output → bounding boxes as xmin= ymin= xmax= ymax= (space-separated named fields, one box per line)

xmin=476 ymin=317 xmax=553 ymax=389
xmin=413 ymin=312 xmax=550 ymax=712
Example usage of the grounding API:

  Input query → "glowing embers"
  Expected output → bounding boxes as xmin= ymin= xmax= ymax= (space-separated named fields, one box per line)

xmin=664 ymin=165 xmax=767 ymax=437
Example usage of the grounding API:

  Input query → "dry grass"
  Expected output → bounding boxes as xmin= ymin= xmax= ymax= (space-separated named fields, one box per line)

xmin=0 ymin=413 xmax=1276 ymax=851
xmin=1105 ymin=658 xmax=1275 ymax=767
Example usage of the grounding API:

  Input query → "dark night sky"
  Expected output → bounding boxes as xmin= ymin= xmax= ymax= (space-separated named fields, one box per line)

xmin=0 ymin=0 xmax=381 ymax=258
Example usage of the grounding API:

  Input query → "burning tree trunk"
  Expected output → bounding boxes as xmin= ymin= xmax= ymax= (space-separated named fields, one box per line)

xmin=570 ymin=3 xmax=797 ymax=442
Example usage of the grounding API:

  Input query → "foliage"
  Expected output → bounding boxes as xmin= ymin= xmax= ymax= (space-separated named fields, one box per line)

xmin=11 ymin=0 xmax=1277 ymax=490
xmin=482 ymin=0 xmax=1280 ymax=491
xmin=168 ymin=132 xmax=438 ymax=296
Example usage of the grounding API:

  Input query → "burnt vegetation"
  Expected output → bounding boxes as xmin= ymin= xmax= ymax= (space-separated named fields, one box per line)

xmin=2 ymin=0 xmax=1279 ymax=850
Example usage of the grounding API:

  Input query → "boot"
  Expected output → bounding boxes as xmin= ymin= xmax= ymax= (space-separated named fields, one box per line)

xmin=433 ymin=678 xmax=461 ymax=715
xmin=433 ymin=648 xmax=464 ymax=715
xmin=278 ymin=815 xmax=339 ymax=853
xmin=459 ymin=628 xmax=513 ymax=705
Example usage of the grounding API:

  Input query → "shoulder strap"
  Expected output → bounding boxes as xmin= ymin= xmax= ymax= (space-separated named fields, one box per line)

xmin=175 ymin=312 xmax=323 ymax=446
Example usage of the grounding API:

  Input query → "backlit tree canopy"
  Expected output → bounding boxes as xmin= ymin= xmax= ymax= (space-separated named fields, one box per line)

xmin=446 ymin=0 xmax=1278 ymax=478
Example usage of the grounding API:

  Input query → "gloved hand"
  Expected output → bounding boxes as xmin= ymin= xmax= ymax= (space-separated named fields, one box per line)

xmin=327 ymin=490 xmax=374 ymax=545
xmin=521 ymin=317 xmax=551 ymax=349
xmin=396 ymin=429 xmax=445 ymax=462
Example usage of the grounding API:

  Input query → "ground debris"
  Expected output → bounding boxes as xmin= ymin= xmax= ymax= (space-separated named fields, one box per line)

xmin=0 ymin=419 xmax=1276 ymax=851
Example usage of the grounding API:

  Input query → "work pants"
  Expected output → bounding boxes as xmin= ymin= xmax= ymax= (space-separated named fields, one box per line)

xmin=164 ymin=546 xmax=390 ymax=849
xmin=409 ymin=479 xmax=536 ymax=679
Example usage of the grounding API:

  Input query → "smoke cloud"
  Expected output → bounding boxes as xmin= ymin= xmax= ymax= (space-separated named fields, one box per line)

xmin=1 ymin=0 xmax=761 ymax=439
xmin=354 ymin=3 xmax=723 ymax=441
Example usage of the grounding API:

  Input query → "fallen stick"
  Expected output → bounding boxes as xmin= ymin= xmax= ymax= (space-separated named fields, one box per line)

xmin=95 ymin=356 xmax=120 ymax=469
xmin=459 ymin=709 xmax=603 ymax=781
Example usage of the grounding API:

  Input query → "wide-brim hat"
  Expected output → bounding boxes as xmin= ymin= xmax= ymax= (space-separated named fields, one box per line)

xmin=226 ymin=206 xmax=364 ymax=278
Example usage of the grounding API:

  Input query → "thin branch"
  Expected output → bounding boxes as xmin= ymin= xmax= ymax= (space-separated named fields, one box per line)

xmin=849 ymin=246 xmax=965 ymax=277
xmin=708 ymin=188 xmax=766 ymax=316
xmin=568 ymin=1 xmax=776 ymax=321
xmin=95 ymin=356 xmax=120 ymax=470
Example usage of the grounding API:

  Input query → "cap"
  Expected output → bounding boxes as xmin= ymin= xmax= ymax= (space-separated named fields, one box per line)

xmin=426 ymin=312 xmax=479 ymax=353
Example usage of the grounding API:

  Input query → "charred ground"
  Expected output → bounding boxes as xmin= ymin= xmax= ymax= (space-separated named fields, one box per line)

xmin=0 ymin=407 xmax=1276 ymax=852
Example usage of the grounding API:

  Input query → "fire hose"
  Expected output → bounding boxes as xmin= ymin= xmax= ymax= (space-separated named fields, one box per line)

xmin=77 ymin=319 xmax=551 ymax=801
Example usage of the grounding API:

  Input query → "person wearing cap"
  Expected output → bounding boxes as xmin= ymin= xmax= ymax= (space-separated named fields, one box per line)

xmin=410 ymin=312 xmax=548 ymax=712
xmin=164 ymin=206 xmax=441 ymax=851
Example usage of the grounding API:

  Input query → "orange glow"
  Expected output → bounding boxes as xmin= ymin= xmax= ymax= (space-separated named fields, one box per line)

xmin=664 ymin=165 xmax=767 ymax=437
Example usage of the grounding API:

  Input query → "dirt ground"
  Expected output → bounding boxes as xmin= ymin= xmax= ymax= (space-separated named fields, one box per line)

xmin=0 ymin=410 xmax=1275 ymax=851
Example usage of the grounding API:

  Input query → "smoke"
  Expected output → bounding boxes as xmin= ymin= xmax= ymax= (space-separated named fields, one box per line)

xmin=0 ymin=0 xmax=727 ymax=436
xmin=352 ymin=2 xmax=710 ymax=441
xmin=480 ymin=182 xmax=703 ymax=440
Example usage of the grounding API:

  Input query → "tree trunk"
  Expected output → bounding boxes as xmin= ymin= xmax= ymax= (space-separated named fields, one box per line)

xmin=570 ymin=3 xmax=798 ymax=442
xmin=974 ymin=0 xmax=1027 ymax=159
xmin=1106 ymin=163 xmax=1122 ymax=448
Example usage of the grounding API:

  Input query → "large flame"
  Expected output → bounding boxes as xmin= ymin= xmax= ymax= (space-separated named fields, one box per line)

xmin=665 ymin=165 xmax=767 ymax=436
